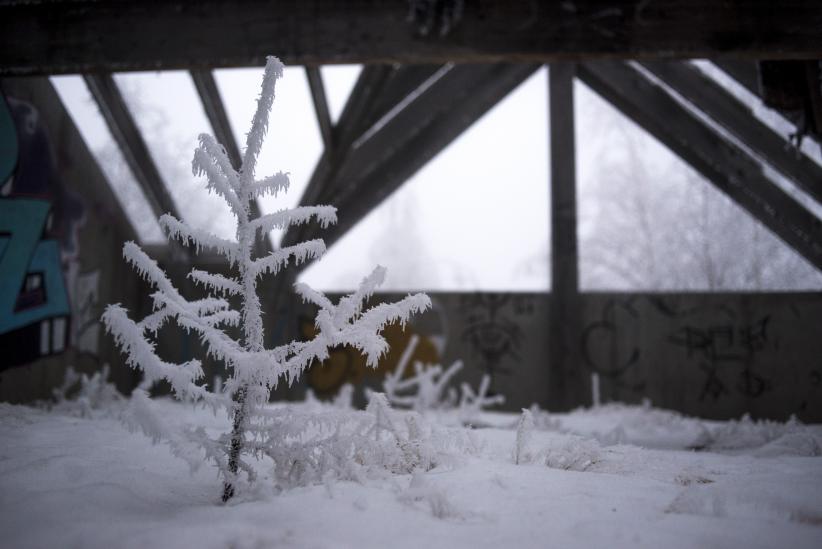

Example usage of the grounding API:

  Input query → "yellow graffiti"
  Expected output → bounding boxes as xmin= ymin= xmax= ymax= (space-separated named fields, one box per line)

xmin=302 ymin=319 xmax=439 ymax=397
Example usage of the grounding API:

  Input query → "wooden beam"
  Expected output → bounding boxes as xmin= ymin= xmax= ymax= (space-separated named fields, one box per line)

xmin=3 ymin=1 xmax=822 ymax=75
xmin=641 ymin=61 xmax=822 ymax=204
xmin=712 ymin=59 xmax=822 ymax=147
xmin=270 ymin=63 xmax=448 ymax=315
xmin=577 ymin=61 xmax=822 ymax=272
xmin=295 ymin=65 xmax=394 ymax=211
xmin=290 ymin=64 xmax=444 ymax=242
xmin=713 ymin=60 xmax=761 ymax=97
xmin=190 ymin=70 xmax=242 ymax=168
xmin=304 ymin=67 xmax=334 ymax=151
xmin=83 ymin=73 xmax=180 ymax=223
xmin=285 ymin=63 xmax=539 ymax=256
xmin=548 ymin=62 xmax=585 ymax=410
xmin=350 ymin=65 xmax=447 ymax=150
xmin=550 ymin=64 xmax=580 ymax=297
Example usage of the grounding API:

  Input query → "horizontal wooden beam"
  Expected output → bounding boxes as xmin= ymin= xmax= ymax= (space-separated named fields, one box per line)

xmin=641 ymin=61 xmax=822 ymax=204
xmin=577 ymin=61 xmax=822 ymax=272
xmin=713 ymin=60 xmax=761 ymax=97
xmin=3 ymin=1 xmax=822 ymax=75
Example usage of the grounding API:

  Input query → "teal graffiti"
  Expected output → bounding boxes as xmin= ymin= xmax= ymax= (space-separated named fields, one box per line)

xmin=0 ymin=198 xmax=70 ymax=333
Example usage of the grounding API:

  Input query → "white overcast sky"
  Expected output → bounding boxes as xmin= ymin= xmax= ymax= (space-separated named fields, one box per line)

xmin=51 ymin=63 xmax=822 ymax=292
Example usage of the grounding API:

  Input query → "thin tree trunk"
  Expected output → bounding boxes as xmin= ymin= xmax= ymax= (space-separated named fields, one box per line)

xmin=222 ymin=385 xmax=247 ymax=502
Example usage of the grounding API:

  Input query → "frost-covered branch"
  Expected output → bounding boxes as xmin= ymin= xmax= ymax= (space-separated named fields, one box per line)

xmin=459 ymin=374 xmax=505 ymax=418
xmin=249 ymin=172 xmax=290 ymax=199
xmin=249 ymin=205 xmax=337 ymax=236
xmin=191 ymin=135 xmax=244 ymax=216
xmin=102 ymin=304 xmax=207 ymax=402
xmin=293 ymin=282 xmax=334 ymax=311
xmin=188 ymin=269 xmax=242 ymax=296
xmin=158 ymin=215 xmax=241 ymax=264
xmin=241 ymin=56 xmax=283 ymax=183
xmin=193 ymin=134 xmax=241 ymax=191
xmin=252 ymin=239 xmax=327 ymax=277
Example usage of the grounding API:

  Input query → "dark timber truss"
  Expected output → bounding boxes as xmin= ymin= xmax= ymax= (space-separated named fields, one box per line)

xmin=3 ymin=1 xmax=822 ymax=75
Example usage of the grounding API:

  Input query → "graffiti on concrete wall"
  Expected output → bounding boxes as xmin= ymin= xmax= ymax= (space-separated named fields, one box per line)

xmin=458 ymin=294 xmax=534 ymax=382
xmin=0 ymin=95 xmax=99 ymax=370
xmin=580 ymin=297 xmax=645 ymax=398
xmin=576 ymin=294 xmax=810 ymax=414
xmin=668 ymin=316 xmax=774 ymax=401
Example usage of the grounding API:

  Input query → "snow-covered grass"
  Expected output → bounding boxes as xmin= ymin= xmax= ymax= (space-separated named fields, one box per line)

xmin=1 ymin=398 xmax=821 ymax=549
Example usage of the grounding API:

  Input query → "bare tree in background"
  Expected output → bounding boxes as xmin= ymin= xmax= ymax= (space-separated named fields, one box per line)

xmin=577 ymin=85 xmax=822 ymax=292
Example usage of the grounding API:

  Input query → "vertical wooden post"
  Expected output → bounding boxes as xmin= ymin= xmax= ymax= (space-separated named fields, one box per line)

xmin=548 ymin=63 xmax=586 ymax=410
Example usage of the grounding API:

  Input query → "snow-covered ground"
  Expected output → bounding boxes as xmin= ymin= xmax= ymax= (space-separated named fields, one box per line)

xmin=1 ymin=398 xmax=821 ymax=549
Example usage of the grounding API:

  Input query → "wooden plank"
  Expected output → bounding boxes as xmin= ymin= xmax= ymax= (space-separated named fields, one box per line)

xmin=305 ymin=67 xmax=334 ymax=151
xmin=83 ymin=73 xmax=180 ymax=222
xmin=288 ymin=64 xmax=443 ymax=245
xmin=642 ymin=61 xmax=822 ymax=204
xmin=548 ymin=63 xmax=585 ymax=410
xmin=294 ymin=65 xmax=393 ymax=211
xmin=713 ymin=60 xmax=761 ymax=97
xmin=550 ymin=64 xmax=580 ymax=297
xmin=577 ymin=61 xmax=822 ymax=272
xmin=3 ymin=1 xmax=822 ymax=75
xmin=190 ymin=70 xmax=242 ymax=168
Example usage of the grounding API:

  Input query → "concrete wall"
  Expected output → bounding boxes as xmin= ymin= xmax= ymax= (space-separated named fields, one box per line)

xmin=580 ymin=293 xmax=822 ymax=421
xmin=300 ymin=292 xmax=822 ymax=422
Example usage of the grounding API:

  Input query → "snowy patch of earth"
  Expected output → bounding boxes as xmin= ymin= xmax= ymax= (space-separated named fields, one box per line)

xmin=1 ymin=400 xmax=821 ymax=549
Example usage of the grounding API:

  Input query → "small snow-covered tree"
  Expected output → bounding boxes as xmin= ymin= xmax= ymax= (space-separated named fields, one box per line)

xmin=102 ymin=57 xmax=430 ymax=502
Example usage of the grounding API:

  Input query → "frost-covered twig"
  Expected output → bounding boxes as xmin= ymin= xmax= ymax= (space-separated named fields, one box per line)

xmin=514 ymin=408 xmax=534 ymax=465
xmin=381 ymin=335 xmax=505 ymax=418
xmin=49 ymin=365 xmax=124 ymax=418
xmin=383 ymin=335 xmax=464 ymax=411
xmin=458 ymin=374 xmax=505 ymax=422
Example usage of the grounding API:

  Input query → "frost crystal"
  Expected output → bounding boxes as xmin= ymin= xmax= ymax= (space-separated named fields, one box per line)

xmin=102 ymin=56 xmax=431 ymax=502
